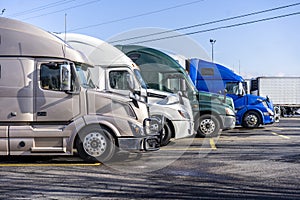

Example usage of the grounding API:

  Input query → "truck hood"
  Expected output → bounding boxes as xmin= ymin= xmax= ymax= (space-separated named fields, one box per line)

xmin=246 ymin=94 xmax=273 ymax=109
xmin=246 ymin=94 xmax=269 ymax=104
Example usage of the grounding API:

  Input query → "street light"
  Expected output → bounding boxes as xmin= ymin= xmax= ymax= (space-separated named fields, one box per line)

xmin=210 ymin=39 xmax=216 ymax=62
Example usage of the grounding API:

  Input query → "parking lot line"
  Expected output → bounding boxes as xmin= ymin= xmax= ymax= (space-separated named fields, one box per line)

xmin=270 ymin=127 xmax=300 ymax=130
xmin=210 ymin=138 xmax=217 ymax=150
xmin=160 ymin=147 xmax=215 ymax=151
xmin=0 ymin=163 xmax=101 ymax=167
xmin=271 ymin=132 xmax=290 ymax=139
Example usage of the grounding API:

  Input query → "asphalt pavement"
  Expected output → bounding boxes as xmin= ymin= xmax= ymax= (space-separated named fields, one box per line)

xmin=0 ymin=118 xmax=300 ymax=199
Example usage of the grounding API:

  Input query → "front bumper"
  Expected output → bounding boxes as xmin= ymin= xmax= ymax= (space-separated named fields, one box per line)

xmin=118 ymin=135 xmax=160 ymax=152
xmin=221 ymin=115 xmax=236 ymax=130
xmin=263 ymin=115 xmax=275 ymax=125
xmin=118 ymin=116 xmax=162 ymax=152
xmin=173 ymin=120 xmax=195 ymax=139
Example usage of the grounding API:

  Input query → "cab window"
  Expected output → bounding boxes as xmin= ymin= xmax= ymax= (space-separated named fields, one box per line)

xmin=40 ymin=62 xmax=79 ymax=92
xmin=40 ymin=63 xmax=61 ymax=91
xmin=109 ymin=70 xmax=133 ymax=90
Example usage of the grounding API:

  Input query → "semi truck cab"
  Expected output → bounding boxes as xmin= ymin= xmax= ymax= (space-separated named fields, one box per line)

xmin=188 ymin=58 xmax=275 ymax=128
xmin=58 ymin=33 xmax=194 ymax=146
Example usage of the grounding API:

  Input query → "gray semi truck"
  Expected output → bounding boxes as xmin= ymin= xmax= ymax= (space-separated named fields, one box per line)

xmin=0 ymin=18 xmax=161 ymax=162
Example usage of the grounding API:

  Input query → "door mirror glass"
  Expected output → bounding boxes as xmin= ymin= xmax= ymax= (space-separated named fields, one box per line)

xmin=60 ymin=64 xmax=71 ymax=91
xmin=238 ymin=82 xmax=245 ymax=96
xmin=126 ymin=73 xmax=135 ymax=91
xmin=177 ymin=91 xmax=184 ymax=105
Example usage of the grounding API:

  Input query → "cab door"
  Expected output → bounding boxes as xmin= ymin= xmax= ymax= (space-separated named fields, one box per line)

xmin=107 ymin=67 xmax=151 ymax=122
xmin=0 ymin=58 xmax=34 ymax=155
xmin=35 ymin=61 xmax=81 ymax=122
xmin=0 ymin=58 xmax=34 ymax=122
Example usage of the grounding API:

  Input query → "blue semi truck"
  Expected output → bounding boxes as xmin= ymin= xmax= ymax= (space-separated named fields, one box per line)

xmin=186 ymin=58 xmax=276 ymax=128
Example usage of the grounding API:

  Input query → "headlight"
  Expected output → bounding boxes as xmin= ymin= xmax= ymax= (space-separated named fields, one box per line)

xmin=225 ymin=107 xmax=235 ymax=116
xmin=178 ymin=110 xmax=190 ymax=119
xmin=129 ymin=122 xmax=144 ymax=136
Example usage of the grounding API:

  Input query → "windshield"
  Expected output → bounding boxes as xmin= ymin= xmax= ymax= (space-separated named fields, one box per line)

xmin=75 ymin=64 xmax=96 ymax=89
xmin=161 ymin=72 xmax=195 ymax=95
xmin=139 ymin=64 xmax=196 ymax=98
xmin=127 ymin=50 xmax=197 ymax=94
xmin=225 ymin=81 xmax=246 ymax=95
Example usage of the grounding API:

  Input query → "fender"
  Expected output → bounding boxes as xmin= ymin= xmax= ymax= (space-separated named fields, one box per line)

xmin=67 ymin=115 xmax=122 ymax=154
xmin=237 ymin=106 xmax=265 ymax=125
xmin=82 ymin=115 xmax=122 ymax=137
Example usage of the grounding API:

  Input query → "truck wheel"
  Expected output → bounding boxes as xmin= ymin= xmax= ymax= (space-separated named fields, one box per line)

xmin=76 ymin=125 xmax=116 ymax=163
xmin=160 ymin=122 xmax=172 ymax=146
xmin=197 ymin=114 xmax=220 ymax=137
xmin=242 ymin=111 xmax=261 ymax=128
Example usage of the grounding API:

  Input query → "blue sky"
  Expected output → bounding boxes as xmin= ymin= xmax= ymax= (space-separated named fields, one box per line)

xmin=2 ymin=0 xmax=300 ymax=78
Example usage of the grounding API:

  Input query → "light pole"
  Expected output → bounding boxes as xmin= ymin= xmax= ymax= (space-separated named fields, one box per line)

xmin=210 ymin=39 xmax=216 ymax=63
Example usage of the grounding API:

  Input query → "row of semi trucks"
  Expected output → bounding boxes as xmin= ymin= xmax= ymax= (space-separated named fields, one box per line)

xmin=0 ymin=18 xmax=281 ymax=163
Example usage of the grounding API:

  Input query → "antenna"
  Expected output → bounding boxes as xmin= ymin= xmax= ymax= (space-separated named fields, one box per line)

xmin=63 ymin=13 xmax=67 ymax=58
xmin=64 ymin=13 xmax=67 ymax=41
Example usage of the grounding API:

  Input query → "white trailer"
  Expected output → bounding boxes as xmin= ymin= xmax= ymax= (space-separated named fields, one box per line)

xmin=250 ymin=77 xmax=300 ymax=117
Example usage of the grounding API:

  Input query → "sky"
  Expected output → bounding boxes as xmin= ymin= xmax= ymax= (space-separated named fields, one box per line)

xmin=1 ymin=0 xmax=300 ymax=78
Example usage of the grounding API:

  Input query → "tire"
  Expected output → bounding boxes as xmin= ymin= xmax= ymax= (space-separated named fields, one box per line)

xmin=160 ymin=122 xmax=172 ymax=146
xmin=76 ymin=125 xmax=116 ymax=163
xmin=197 ymin=114 xmax=220 ymax=138
xmin=242 ymin=111 xmax=261 ymax=128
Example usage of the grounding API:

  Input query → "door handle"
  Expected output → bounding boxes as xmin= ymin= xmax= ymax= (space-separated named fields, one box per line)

xmin=37 ymin=112 xmax=47 ymax=116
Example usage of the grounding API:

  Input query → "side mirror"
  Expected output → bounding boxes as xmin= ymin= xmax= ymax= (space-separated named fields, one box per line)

xmin=60 ymin=64 xmax=71 ymax=91
xmin=126 ymin=73 xmax=135 ymax=92
xmin=177 ymin=91 xmax=184 ymax=105
xmin=238 ymin=82 xmax=245 ymax=96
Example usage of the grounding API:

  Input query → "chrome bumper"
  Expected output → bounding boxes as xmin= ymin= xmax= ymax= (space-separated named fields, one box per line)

xmin=118 ymin=135 xmax=160 ymax=152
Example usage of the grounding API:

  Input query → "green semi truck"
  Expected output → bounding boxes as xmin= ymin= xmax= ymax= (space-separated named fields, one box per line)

xmin=116 ymin=45 xmax=236 ymax=137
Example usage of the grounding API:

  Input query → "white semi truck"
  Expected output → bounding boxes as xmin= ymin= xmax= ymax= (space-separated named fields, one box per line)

xmin=57 ymin=33 xmax=195 ymax=146
xmin=250 ymin=77 xmax=300 ymax=117
xmin=0 ymin=18 xmax=161 ymax=162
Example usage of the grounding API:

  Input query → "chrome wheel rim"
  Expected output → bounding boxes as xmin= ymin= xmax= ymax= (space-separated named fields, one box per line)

xmin=83 ymin=132 xmax=107 ymax=157
xmin=200 ymin=119 xmax=215 ymax=135
xmin=246 ymin=114 xmax=258 ymax=127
